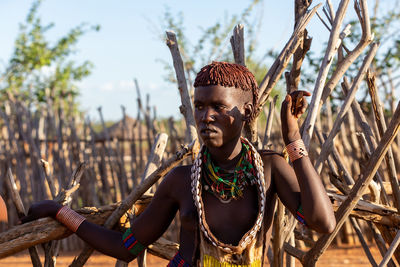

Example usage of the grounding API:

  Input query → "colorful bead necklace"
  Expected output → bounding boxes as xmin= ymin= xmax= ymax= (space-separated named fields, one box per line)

xmin=191 ymin=137 xmax=266 ymax=253
xmin=202 ymin=138 xmax=258 ymax=203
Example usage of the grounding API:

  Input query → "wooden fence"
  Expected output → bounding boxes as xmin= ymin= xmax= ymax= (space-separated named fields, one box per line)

xmin=1 ymin=1 xmax=400 ymax=266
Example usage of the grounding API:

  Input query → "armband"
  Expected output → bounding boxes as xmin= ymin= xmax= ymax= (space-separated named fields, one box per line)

xmin=168 ymin=252 xmax=191 ymax=267
xmin=56 ymin=206 xmax=86 ymax=232
xmin=122 ymin=228 xmax=146 ymax=256
xmin=285 ymin=139 xmax=308 ymax=163
xmin=295 ymin=204 xmax=306 ymax=225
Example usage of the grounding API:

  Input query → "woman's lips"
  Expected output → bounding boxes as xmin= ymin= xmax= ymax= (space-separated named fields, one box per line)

xmin=200 ymin=128 xmax=217 ymax=137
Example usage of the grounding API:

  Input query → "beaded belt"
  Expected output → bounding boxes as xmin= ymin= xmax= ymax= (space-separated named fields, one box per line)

xmin=203 ymin=254 xmax=261 ymax=267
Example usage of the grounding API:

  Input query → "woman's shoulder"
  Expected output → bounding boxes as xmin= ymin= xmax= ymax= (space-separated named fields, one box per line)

xmin=162 ymin=165 xmax=193 ymax=188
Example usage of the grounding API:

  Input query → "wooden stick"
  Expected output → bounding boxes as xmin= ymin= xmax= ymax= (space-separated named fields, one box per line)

xmin=5 ymin=168 xmax=42 ymax=267
xmin=367 ymin=71 xmax=400 ymax=211
xmin=319 ymin=0 xmax=373 ymax=107
xmin=142 ymin=133 xmax=168 ymax=185
xmin=97 ymin=106 xmax=120 ymax=201
xmin=302 ymin=0 xmax=351 ymax=148
xmin=230 ymin=24 xmax=245 ymax=66
xmin=349 ymin=217 xmax=378 ymax=267
xmin=246 ymin=4 xmax=321 ymax=144
xmin=303 ymin=100 xmax=400 ymax=266
xmin=41 ymin=159 xmax=57 ymax=199
xmin=257 ymin=4 xmax=321 ymax=105
xmin=262 ymin=96 xmax=277 ymax=149
xmin=118 ymin=133 xmax=168 ymax=267
xmin=314 ymin=43 xmax=379 ymax=173
xmin=379 ymin=231 xmax=400 ymax=267
xmin=272 ymin=199 xmax=285 ymax=267
xmin=165 ymin=31 xmax=199 ymax=155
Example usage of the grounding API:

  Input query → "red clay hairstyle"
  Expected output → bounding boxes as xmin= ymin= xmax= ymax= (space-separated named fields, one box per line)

xmin=194 ymin=61 xmax=259 ymax=118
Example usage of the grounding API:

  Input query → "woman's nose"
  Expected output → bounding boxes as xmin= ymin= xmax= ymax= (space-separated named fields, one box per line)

xmin=202 ymin=108 xmax=215 ymax=123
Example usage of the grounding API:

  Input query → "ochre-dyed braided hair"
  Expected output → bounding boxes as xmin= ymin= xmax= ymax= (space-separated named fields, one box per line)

xmin=194 ymin=61 xmax=259 ymax=119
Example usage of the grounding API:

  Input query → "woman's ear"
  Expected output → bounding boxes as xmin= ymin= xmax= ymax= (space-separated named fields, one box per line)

xmin=243 ymin=102 xmax=254 ymax=122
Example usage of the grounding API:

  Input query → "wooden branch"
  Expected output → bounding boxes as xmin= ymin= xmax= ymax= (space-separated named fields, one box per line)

xmin=262 ymin=96 xmax=277 ymax=149
xmin=349 ymin=217 xmax=378 ymax=267
xmin=147 ymin=237 xmax=179 ymax=260
xmin=328 ymin=191 xmax=397 ymax=217
xmin=286 ymin=0 xmax=312 ymax=93
xmin=54 ymin=162 xmax=86 ymax=205
xmin=5 ymin=168 xmax=42 ymax=267
xmin=127 ymin=133 xmax=168 ymax=267
xmin=244 ymin=3 xmax=321 ymax=143
xmin=272 ymin=199 xmax=285 ymax=267
xmin=379 ymin=231 xmax=400 ymax=267
xmin=257 ymin=4 xmax=321 ymax=106
xmin=230 ymin=24 xmax=245 ymax=66
xmin=165 ymin=30 xmax=199 ymax=156
xmin=314 ymin=43 xmax=379 ymax=173
xmin=319 ymin=0 xmax=373 ymax=111
xmin=302 ymin=0 xmax=351 ymax=148
xmin=97 ymin=106 xmax=120 ymax=201
xmin=342 ymin=78 xmax=377 ymax=154
xmin=316 ymin=128 xmax=355 ymax=186
xmin=141 ymin=133 xmax=168 ymax=192
xmin=40 ymin=159 xmax=57 ymax=199
xmin=303 ymin=99 xmax=400 ymax=266
xmin=70 ymin=140 xmax=195 ymax=267
xmin=283 ymin=242 xmax=306 ymax=262
xmin=367 ymin=71 xmax=400 ymax=211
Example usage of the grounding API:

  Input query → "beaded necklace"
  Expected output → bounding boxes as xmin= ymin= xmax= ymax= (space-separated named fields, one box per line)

xmin=191 ymin=137 xmax=266 ymax=254
xmin=202 ymin=138 xmax=258 ymax=203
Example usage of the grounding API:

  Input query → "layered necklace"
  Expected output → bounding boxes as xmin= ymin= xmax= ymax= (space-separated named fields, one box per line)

xmin=201 ymin=138 xmax=258 ymax=203
xmin=191 ymin=137 xmax=266 ymax=254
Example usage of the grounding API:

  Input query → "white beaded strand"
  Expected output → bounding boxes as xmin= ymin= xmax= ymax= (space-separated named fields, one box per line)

xmin=191 ymin=138 xmax=266 ymax=253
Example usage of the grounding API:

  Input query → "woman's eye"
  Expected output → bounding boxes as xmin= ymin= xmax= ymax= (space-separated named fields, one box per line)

xmin=214 ymin=105 xmax=225 ymax=111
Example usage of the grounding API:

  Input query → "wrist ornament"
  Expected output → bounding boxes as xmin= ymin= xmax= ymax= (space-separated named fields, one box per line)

xmin=285 ymin=139 xmax=308 ymax=163
xmin=55 ymin=206 xmax=86 ymax=232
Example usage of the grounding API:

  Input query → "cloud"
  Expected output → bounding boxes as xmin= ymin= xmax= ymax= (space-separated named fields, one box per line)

xmin=100 ymin=82 xmax=115 ymax=91
xmin=96 ymin=80 xmax=135 ymax=92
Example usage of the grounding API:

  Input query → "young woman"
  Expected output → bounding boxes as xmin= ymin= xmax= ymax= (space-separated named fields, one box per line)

xmin=22 ymin=62 xmax=335 ymax=266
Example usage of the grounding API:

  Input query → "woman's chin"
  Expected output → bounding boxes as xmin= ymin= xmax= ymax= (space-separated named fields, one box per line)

xmin=201 ymin=137 xmax=222 ymax=148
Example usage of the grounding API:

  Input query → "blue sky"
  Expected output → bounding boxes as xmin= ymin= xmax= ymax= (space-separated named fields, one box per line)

xmin=0 ymin=1 xmax=352 ymax=121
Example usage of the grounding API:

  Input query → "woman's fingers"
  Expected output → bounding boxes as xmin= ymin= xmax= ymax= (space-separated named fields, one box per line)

xmin=290 ymin=91 xmax=310 ymax=117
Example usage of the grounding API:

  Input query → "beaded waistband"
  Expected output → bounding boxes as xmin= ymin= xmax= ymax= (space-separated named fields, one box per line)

xmin=203 ymin=254 xmax=261 ymax=267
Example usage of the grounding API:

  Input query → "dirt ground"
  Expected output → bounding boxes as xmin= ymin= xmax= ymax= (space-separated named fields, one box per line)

xmin=0 ymin=245 xmax=385 ymax=266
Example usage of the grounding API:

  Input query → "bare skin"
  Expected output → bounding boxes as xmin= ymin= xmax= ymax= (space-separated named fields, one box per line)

xmin=21 ymin=85 xmax=336 ymax=264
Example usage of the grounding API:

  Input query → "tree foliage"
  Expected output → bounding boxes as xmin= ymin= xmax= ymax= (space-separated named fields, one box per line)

xmin=1 ymin=0 xmax=100 ymax=116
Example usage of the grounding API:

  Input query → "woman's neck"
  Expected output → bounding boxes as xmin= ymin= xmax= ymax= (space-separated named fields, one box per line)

xmin=207 ymin=138 xmax=242 ymax=170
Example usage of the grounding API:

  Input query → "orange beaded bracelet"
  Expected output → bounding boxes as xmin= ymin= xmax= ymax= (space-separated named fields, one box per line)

xmin=285 ymin=139 xmax=308 ymax=162
xmin=56 ymin=206 xmax=86 ymax=232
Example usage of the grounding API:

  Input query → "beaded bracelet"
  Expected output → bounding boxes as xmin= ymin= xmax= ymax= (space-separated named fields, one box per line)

xmin=296 ymin=204 xmax=306 ymax=225
xmin=122 ymin=228 xmax=146 ymax=257
xmin=55 ymin=206 xmax=86 ymax=232
xmin=285 ymin=139 xmax=308 ymax=163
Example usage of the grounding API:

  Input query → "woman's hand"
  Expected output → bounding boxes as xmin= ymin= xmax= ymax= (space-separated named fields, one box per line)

xmin=281 ymin=90 xmax=311 ymax=145
xmin=20 ymin=200 xmax=62 ymax=224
